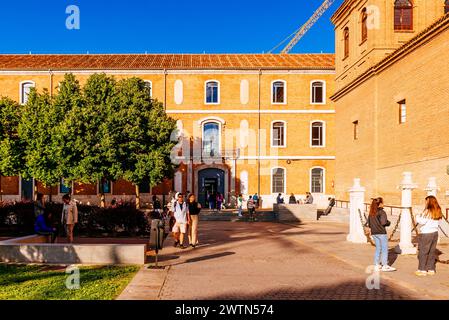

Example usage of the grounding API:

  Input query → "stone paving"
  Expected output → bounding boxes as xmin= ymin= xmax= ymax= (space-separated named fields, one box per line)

xmin=117 ymin=220 xmax=449 ymax=300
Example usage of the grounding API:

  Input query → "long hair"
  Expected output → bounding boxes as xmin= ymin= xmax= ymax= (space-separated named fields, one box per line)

xmin=424 ymin=196 xmax=442 ymax=220
xmin=369 ymin=197 xmax=383 ymax=217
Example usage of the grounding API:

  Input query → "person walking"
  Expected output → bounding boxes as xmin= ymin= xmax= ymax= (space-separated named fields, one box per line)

xmin=208 ymin=192 xmax=216 ymax=211
xmin=415 ymin=195 xmax=442 ymax=276
xmin=34 ymin=193 xmax=45 ymax=218
xmin=216 ymin=192 xmax=224 ymax=212
xmin=187 ymin=193 xmax=201 ymax=248
xmin=61 ymin=194 xmax=78 ymax=244
xmin=35 ymin=209 xmax=57 ymax=243
xmin=172 ymin=193 xmax=190 ymax=249
xmin=368 ymin=197 xmax=396 ymax=272
xmin=247 ymin=195 xmax=256 ymax=221
xmin=252 ymin=193 xmax=259 ymax=208
xmin=288 ymin=193 xmax=297 ymax=204
xmin=237 ymin=194 xmax=244 ymax=217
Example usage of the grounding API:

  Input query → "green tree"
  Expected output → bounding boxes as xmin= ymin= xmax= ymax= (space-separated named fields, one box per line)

xmin=64 ymin=73 xmax=118 ymax=207
xmin=114 ymin=78 xmax=177 ymax=208
xmin=0 ymin=97 xmax=24 ymax=201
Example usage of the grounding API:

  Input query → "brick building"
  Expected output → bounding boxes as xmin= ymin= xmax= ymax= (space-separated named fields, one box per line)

xmin=331 ymin=0 xmax=449 ymax=204
xmin=0 ymin=54 xmax=336 ymax=208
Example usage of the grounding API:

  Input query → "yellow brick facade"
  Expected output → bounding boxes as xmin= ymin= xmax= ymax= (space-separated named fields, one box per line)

xmin=332 ymin=0 xmax=449 ymax=206
xmin=0 ymin=63 xmax=336 ymax=208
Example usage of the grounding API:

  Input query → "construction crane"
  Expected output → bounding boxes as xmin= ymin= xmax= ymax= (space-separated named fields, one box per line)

xmin=269 ymin=0 xmax=335 ymax=54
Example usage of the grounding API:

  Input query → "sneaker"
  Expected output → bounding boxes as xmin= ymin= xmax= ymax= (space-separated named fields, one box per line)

xmin=374 ymin=265 xmax=382 ymax=272
xmin=415 ymin=270 xmax=427 ymax=277
xmin=427 ymin=270 xmax=436 ymax=276
xmin=180 ymin=245 xmax=187 ymax=250
xmin=381 ymin=265 xmax=397 ymax=272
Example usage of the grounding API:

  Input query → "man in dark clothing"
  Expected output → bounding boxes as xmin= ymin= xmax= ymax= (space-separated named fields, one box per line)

xmin=323 ymin=197 xmax=336 ymax=215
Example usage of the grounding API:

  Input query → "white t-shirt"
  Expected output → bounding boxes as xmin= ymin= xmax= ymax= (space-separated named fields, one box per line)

xmin=416 ymin=211 xmax=440 ymax=234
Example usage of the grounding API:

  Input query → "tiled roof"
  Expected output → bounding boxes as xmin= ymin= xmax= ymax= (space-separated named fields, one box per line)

xmin=0 ymin=54 xmax=335 ymax=71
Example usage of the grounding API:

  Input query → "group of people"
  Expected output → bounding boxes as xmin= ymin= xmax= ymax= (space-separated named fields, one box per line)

xmin=33 ymin=193 xmax=79 ymax=244
xmin=237 ymin=193 xmax=260 ymax=220
xmin=169 ymin=193 xmax=202 ymax=249
xmin=206 ymin=192 xmax=224 ymax=212
xmin=275 ymin=192 xmax=315 ymax=205
xmin=367 ymin=195 xmax=443 ymax=276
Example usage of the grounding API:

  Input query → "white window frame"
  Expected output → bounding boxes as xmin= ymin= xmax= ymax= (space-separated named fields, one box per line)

xmin=19 ymin=80 xmax=35 ymax=105
xmin=271 ymin=80 xmax=287 ymax=105
xmin=271 ymin=167 xmax=286 ymax=194
xmin=310 ymin=166 xmax=325 ymax=194
xmin=310 ymin=120 xmax=326 ymax=148
xmin=144 ymin=80 xmax=152 ymax=98
xmin=204 ymin=80 xmax=220 ymax=105
xmin=399 ymin=100 xmax=407 ymax=124
xmin=201 ymin=120 xmax=222 ymax=157
xmin=310 ymin=80 xmax=326 ymax=105
xmin=270 ymin=120 xmax=287 ymax=148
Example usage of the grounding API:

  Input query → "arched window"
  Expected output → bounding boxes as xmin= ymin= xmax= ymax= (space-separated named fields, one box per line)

xmin=20 ymin=81 xmax=35 ymax=105
xmin=394 ymin=0 xmax=413 ymax=31
xmin=311 ymin=121 xmax=325 ymax=147
xmin=271 ymin=121 xmax=286 ymax=147
xmin=445 ymin=0 xmax=449 ymax=14
xmin=310 ymin=167 xmax=325 ymax=193
xmin=311 ymin=81 xmax=325 ymax=104
xmin=202 ymin=122 xmax=220 ymax=157
xmin=272 ymin=80 xmax=286 ymax=104
xmin=343 ymin=27 xmax=350 ymax=58
xmin=205 ymin=81 xmax=219 ymax=104
xmin=361 ymin=8 xmax=368 ymax=42
xmin=272 ymin=167 xmax=285 ymax=194
xmin=144 ymin=80 xmax=152 ymax=97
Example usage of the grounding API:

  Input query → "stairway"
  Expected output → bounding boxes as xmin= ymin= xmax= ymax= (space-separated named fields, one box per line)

xmin=199 ymin=209 xmax=277 ymax=222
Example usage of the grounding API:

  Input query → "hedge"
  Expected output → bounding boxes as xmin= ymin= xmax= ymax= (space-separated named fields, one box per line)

xmin=0 ymin=201 xmax=150 ymax=237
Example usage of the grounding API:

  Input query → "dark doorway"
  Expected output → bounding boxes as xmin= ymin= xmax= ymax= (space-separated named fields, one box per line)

xmin=21 ymin=178 xmax=33 ymax=201
xmin=198 ymin=168 xmax=225 ymax=208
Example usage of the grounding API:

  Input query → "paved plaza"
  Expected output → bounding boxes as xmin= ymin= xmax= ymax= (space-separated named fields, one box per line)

xmin=119 ymin=220 xmax=449 ymax=300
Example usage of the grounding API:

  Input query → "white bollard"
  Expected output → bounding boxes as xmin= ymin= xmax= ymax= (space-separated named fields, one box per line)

xmin=397 ymin=172 xmax=417 ymax=255
xmin=424 ymin=177 xmax=439 ymax=197
xmin=347 ymin=178 xmax=367 ymax=244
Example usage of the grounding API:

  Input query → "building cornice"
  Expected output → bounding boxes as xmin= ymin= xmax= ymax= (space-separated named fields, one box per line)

xmin=331 ymin=13 xmax=449 ymax=101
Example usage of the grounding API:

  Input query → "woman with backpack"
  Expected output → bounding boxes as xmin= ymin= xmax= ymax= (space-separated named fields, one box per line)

xmin=368 ymin=197 xmax=396 ymax=272
xmin=414 ymin=195 xmax=442 ymax=276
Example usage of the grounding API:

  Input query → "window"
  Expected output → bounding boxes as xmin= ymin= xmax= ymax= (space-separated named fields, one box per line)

xmin=446 ymin=0 xmax=449 ymax=14
xmin=361 ymin=8 xmax=368 ymax=42
xmin=311 ymin=81 xmax=325 ymax=104
xmin=398 ymin=100 xmax=407 ymax=124
xmin=353 ymin=120 xmax=359 ymax=140
xmin=343 ymin=27 xmax=349 ymax=58
xmin=205 ymin=81 xmax=219 ymax=104
xmin=394 ymin=0 xmax=413 ymax=31
xmin=144 ymin=80 xmax=152 ymax=97
xmin=20 ymin=81 xmax=35 ymax=105
xmin=310 ymin=167 xmax=324 ymax=193
xmin=60 ymin=178 xmax=71 ymax=194
xmin=272 ymin=121 xmax=286 ymax=147
xmin=311 ymin=121 xmax=324 ymax=147
xmin=100 ymin=180 xmax=111 ymax=193
xmin=203 ymin=122 xmax=220 ymax=157
xmin=272 ymin=80 xmax=286 ymax=104
xmin=272 ymin=167 xmax=285 ymax=194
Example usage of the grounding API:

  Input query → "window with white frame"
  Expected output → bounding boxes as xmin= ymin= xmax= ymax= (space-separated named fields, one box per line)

xmin=203 ymin=122 xmax=220 ymax=157
xmin=205 ymin=81 xmax=219 ymax=104
xmin=311 ymin=121 xmax=324 ymax=147
xmin=311 ymin=167 xmax=324 ymax=193
xmin=398 ymin=100 xmax=406 ymax=124
xmin=144 ymin=80 xmax=152 ymax=97
xmin=311 ymin=81 xmax=325 ymax=104
xmin=272 ymin=121 xmax=286 ymax=147
xmin=272 ymin=81 xmax=286 ymax=104
xmin=20 ymin=81 xmax=35 ymax=105
xmin=272 ymin=167 xmax=285 ymax=194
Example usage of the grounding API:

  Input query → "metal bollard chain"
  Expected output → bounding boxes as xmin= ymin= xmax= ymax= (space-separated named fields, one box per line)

xmin=388 ymin=211 xmax=401 ymax=241
xmin=358 ymin=208 xmax=375 ymax=246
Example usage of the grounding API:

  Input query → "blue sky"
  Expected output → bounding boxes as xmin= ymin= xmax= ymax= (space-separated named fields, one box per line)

xmin=0 ymin=0 xmax=344 ymax=54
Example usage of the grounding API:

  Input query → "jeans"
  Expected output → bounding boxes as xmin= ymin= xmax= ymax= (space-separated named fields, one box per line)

xmin=372 ymin=234 xmax=388 ymax=266
xmin=418 ymin=231 xmax=438 ymax=271
xmin=238 ymin=206 xmax=243 ymax=216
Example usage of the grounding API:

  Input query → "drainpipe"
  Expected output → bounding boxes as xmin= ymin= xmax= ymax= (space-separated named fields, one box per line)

xmin=257 ymin=69 xmax=262 ymax=199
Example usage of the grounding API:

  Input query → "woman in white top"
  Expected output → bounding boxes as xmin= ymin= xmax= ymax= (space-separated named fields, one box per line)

xmin=414 ymin=195 xmax=442 ymax=276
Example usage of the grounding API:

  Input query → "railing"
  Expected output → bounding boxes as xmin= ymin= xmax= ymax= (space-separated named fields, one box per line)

xmin=364 ymin=203 xmax=409 ymax=216
xmin=335 ymin=200 xmax=349 ymax=208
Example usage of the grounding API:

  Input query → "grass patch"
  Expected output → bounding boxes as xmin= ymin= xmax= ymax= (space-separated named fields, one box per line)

xmin=0 ymin=264 xmax=140 ymax=300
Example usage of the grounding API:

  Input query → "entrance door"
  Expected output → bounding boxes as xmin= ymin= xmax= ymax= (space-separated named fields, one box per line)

xmin=198 ymin=168 xmax=225 ymax=208
xmin=21 ymin=178 xmax=33 ymax=201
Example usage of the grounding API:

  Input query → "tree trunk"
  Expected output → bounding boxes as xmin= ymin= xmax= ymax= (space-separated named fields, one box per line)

xmin=33 ymin=179 xmax=38 ymax=201
xmin=135 ymin=185 xmax=141 ymax=209
xmin=100 ymin=179 xmax=105 ymax=208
